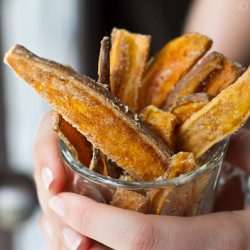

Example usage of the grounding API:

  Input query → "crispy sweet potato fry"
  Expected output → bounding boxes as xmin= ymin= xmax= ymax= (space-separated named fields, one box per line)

xmin=111 ymin=189 xmax=150 ymax=213
xmin=164 ymin=52 xmax=224 ymax=109
xmin=177 ymin=66 xmax=250 ymax=158
xmin=170 ymin=93 xmax=211 ymax=124
xmin=138 ymin=33 xmax=212 ymax=110
xmin=151 ymin=152 xmax=196 ymax=214
xmin=5 ymin=44 xmax=171 ymax=181
xmin=166 ymin=152 xmax=196 ymax=179
xmin=53 ymin=112 xmax=92 ymax=166
xmin=204 ymin=58 xmax=245 ymax=96
xmin=140 ymin=105 xmax=177 ymax=151
xmin=54 ymin=37 xmax=112 ymax=173
xmin=98 ymin=36 xmax=111 ymax=87
xmin=110 ymin=28 xmax=151 ymax=111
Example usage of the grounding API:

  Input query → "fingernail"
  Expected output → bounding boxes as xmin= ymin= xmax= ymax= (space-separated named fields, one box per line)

xmin=44 ymin=220 xmax=53 ymax=238
xmin=49 ymin=196 xmax=66 ymax=217
xmin=63 ymin=227 xmax=82 ymax=250
xmin=41 ymin=167 xmax=54 ymax=191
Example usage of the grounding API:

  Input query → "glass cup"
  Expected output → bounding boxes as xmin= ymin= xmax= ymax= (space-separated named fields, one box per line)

xmin=59 ymin=138 xmax=228 ymax=216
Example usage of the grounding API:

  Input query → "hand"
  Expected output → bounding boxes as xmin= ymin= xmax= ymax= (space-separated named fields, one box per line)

xmin=33 ymin=112 xmax=250 ymax=250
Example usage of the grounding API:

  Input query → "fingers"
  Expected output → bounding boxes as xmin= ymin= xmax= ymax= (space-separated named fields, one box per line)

xmin=47 ymin=192 xmax=250 ymax=250
xmin=40 ymin=213 xmax=66 ymax=250
xmin=48 ymin=192 xmax=157 ymax=250
xmin=33 ymin=112 xmax=70 ymax=211
xmin=33 ymin=111 xmax=68 ymax=194
xmin=226 ymin=128 xmax=250 ymax=173
xmin=40 ymin=212 xmax=93 ymax=250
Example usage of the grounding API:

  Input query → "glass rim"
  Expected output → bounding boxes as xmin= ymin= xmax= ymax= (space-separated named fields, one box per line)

xmin=59 ymin=138 xmax=229 ymax=189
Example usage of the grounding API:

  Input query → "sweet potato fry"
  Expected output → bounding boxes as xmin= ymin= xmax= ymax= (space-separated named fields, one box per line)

xmin=53 ymin=112 xmax=92 ymax=166
xmin=140 ymin=105 xmax=177 ymax=151
xmin=138 ymin=33 xmax=212 ymax=110
xmin=177 ymin=66 xmax=250 ymax=158
xmin=151 ymin=152 xmax=196 ymax=214
xmin=164 ymin=52 xmax=224 ymax=109
xmin=204 ymin=58 xmax=245 ymax=96
xmin=54 ymin=37 xmax=111 ymax=173
xmin=166 ymin=152 xmax=196 ymax=179
xmin=111 ymin=189 xmax=150 ymax=213
xmin=110 ymin=28 xmax=151 ymax=111
xmin=5 ymin=45 xmax=171 ymax=181
xmin=169 ymin=93 xmax=211 ymax=124
xmin=98 ymin=36 xmax=111 ymax=87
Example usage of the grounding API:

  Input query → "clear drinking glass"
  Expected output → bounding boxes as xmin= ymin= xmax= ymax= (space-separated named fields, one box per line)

xmin=59 ymin=138 xmax=228 ymax=216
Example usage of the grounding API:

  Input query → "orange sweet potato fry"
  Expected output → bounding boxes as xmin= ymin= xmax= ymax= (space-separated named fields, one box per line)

xmin=166 ymin=152 xmax=196 ymax=179
xmin=177 ymin=66 xmax=250 ymax=158
xmin=53 ymin=112 xmax=92 ymax=167
xmin=138 ymin=33 xmax=212 ymax=110
xmin=110 ymin=28 xmax=151 ymax=111
xmin=151 ymin=152 xmax=196 ymax=215
xmin=140 ymin=105 xmax=177 ymax=152
xmin=164 ymin=52 xmax=224 ymax=110
xmin=5 ymin=45 xmax=171 ymax=181
xmin=203 ymin=58 xmax=245 ymax=96
xmin=169 ymin=93 xmax=211 ymax=124
xmin=110 ymin=189 xmax=150 ymax=213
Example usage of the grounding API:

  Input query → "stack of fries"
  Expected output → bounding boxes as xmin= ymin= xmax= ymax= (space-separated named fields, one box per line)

xmin=4 ymin=28 xmax=250 ymax=215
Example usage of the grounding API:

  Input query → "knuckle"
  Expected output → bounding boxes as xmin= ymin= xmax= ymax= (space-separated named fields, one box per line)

xmin=130 ymin=217 xmax=158 ymax=250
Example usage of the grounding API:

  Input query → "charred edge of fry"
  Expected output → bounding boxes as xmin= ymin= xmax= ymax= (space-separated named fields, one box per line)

xmin=110 ymin=188 xmax=150 ymax=213
xmin=177 ymin=66 xmax=250 ymax=158
xmin=203 ymin=57 xmax=245 ymax=96
xmin=98 ymin=36 xmax=111 ymax=87
xmin=5 ymin=45 xmax=171 ymax=181
xmin=52 ymin=111 xmax=93 ymax=167
xmin=110 ymin=28 xmax=151 ymax=111
xmin=139 ymin=33 xmax=212 ymax=110
xmin=163 ymin=52 xmax=224 ymax=110
xmin=170 ymin=93 xmax=212 ymax=124
xmin=140 ymin=105 xmax=177 ymax=152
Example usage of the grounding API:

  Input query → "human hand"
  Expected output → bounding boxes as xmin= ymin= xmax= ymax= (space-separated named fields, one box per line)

xmin=34 ymin=112 xmax=250 ymax=250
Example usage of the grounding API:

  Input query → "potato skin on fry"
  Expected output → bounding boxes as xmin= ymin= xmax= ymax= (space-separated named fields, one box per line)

xmin=177 ymin=66 xmax=250 ymax=158
xmin=110 ymin=28 xmax=151 ymax=111
xmin=138 ymin=33 xmax=212 ymax=110
xmin=5 ymin=44 xmax=171 ymax=181
xmin=170 ymin=93 xmax=211 ymax=124
xmin=98 ymin=36 xmax=111 ymax=86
